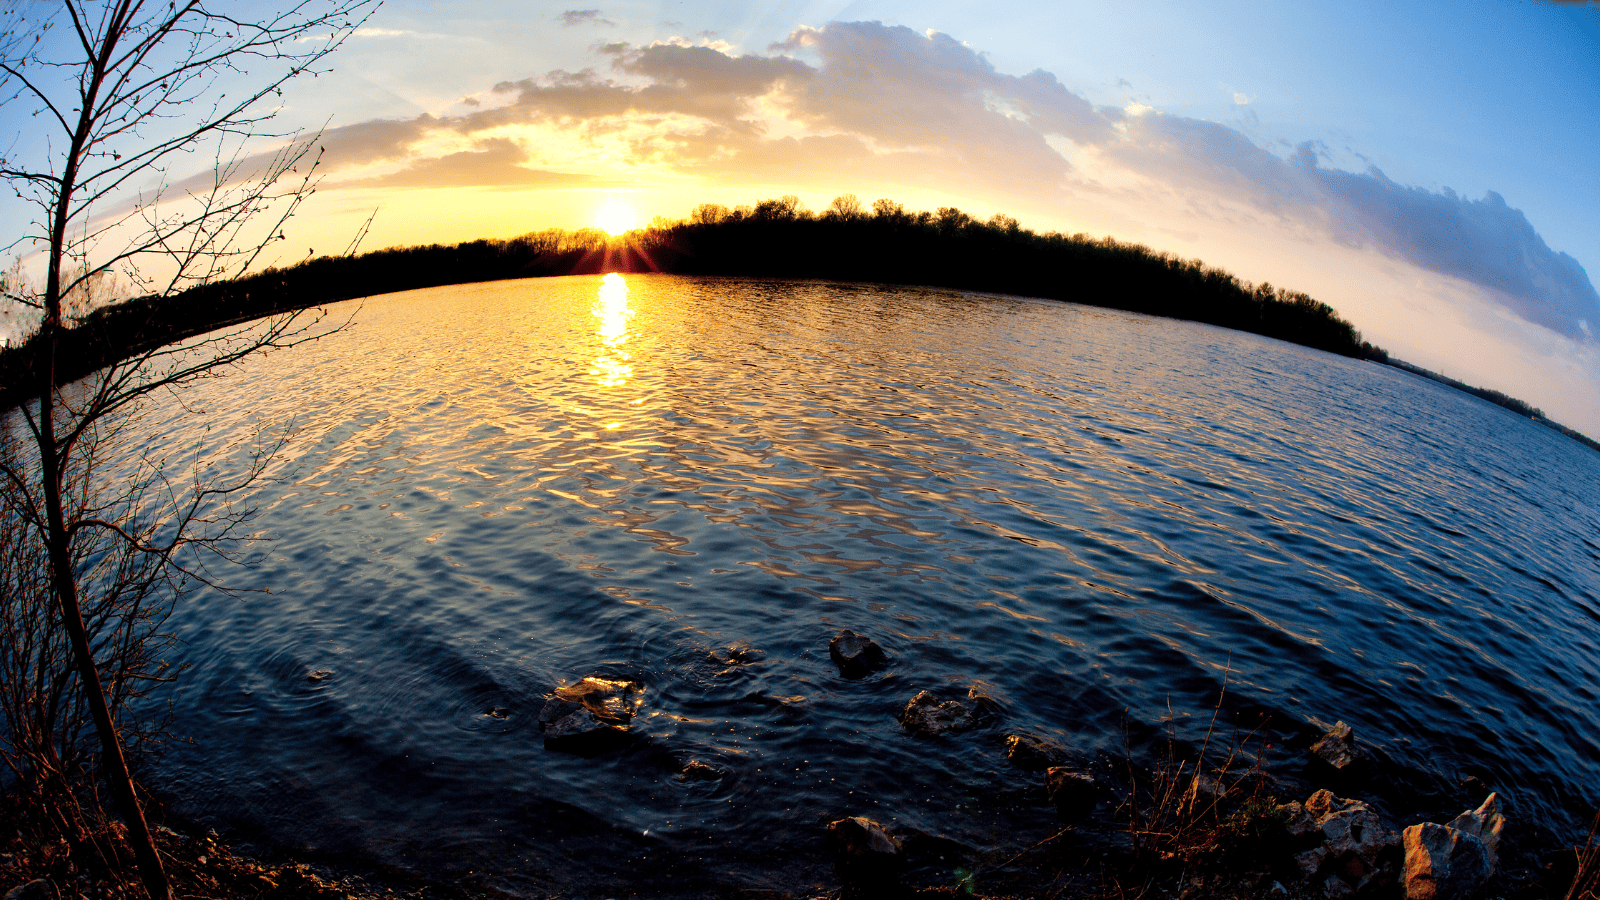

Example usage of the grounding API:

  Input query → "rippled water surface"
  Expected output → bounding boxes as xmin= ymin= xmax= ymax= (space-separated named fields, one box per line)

xmin=140 ymin=275 xmax=1600 ymax=895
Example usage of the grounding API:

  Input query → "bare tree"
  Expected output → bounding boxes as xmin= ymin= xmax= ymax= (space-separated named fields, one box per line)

xmin=824 ymin=193 xmax=863 ymax=222
xmin=0 ymin=3 xmax=377 ymax=898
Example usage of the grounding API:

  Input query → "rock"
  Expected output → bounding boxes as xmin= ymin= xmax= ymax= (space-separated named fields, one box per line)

xmin=538 ymin=697 xmax=583 ymax=725
xmin=829 ymin=630 xmax=889 ymax=678
xmin=3 ymin=880 xmax=53 ymax=900
xmin=1004 ymin=733 xmax=1067 ymax=772
xmin=1310 ymin=721 xmax=1367 ymax=774
xmin=899 ymin=690 xmax=972 ymax=736
xmin=710 ymin=640 xmax=765 ymax=667
xmin=1321 ymin=873 xmax=1356 ymax=899
xmin=827 ymin=816 xmax=906 ymax=894
xmin=539 ymin=676 xmax=640 ymax=754
xmin=1045 ymin=766 xmax=1099 ymax=822
xmin=898 ymin=686 xmax=997 ymax=737
xmin=552 ymin=676 xmax=639 ymax=720
xmin=1403 ymin=794 xmax=1506 ymax=900
xmin=677 ymin=760 xmax=723 ymax=782
xmin=964 ymin=684 xmax=1002 ymax=720
xmin=1447 ymin=793 xmax=1505 ymax=870
xmin=542 ymin=706 xmax=630 ymax=753
xmin=1278 ymin=789 xmax=1400 ymax=894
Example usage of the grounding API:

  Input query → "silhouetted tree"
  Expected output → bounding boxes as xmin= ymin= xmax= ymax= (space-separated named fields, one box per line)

xmin=0 ymin=3 xmax=375 ymax=898
xmin=825 ymin=194 xmax=865 ymax=222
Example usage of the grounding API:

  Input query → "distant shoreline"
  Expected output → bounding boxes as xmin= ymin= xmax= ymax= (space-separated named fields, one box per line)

xmin=2 ymin=200 xmax=1593 ymax=455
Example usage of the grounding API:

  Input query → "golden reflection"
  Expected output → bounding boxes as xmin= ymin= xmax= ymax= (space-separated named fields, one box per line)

xmin=591 ymin=272 xmax=633 ymax=387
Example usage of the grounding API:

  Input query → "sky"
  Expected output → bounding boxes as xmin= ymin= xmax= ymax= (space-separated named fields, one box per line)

xmin=5 ymin=1 xmax=1600 ymax=436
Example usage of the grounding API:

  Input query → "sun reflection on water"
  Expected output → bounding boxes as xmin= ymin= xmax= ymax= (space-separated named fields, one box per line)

xmin=591 ymin=272 xmax=633 ymax=388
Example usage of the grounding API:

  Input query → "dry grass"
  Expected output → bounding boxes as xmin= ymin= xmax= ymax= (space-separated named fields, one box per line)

xmin=0 ymin=802 xmax=390 ymax=900
xmin=1114 ymin=680 xmax=1284 ymax=899
xmin=1567 ymin=808 xmax=1600 ymax=900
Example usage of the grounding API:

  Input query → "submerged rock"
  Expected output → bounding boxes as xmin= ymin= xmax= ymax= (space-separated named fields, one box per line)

xmin=829 ymin=629 xmax=889 ymax=678
xmin=898 ymin=686 xmax=997 ymax=737
xmin=899 ymin=690 xmax=968 ymax=736
xmin=1402 ymin=794 xmax=1505 ymax=900
xmin=1004 ymin=733 xmax=1068 ymax=772
xmin=827 ymin=816 xmax=906 ymax=895
xmin=552 ymin=676 xmax=639 ymax=718
xmin=542 ymin=706 xmax=629 ymax=753
xmin=1278 ymin=789 xmax=1400 ymax=895
xmin=539 ymin=676 xmax=641 ymax=754
xmin=677 ymin=760 xmax=724 ymax=782
xmin=1045 ymin=766 xmax=1100 ymax=823
xmin=709 ymin=640 xmax=765 ymax=667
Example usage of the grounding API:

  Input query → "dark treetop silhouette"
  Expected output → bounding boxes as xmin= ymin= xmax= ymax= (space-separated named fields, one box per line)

xmin=3 ymin=195 xmax=1593 ymax=454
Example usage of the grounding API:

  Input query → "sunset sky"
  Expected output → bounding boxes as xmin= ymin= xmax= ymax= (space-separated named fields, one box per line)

xmin=7 ymin=1 xmax=1600 ymax=435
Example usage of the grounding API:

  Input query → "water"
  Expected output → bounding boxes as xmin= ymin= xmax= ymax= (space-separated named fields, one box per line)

xmin=128 ymin=274 xmax=1599 ymax=894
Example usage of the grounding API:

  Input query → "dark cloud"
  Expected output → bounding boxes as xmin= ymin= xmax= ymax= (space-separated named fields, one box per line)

xmin=1296 ymin=151 xmax=1600 ymax=338
xmin=1084 ymin=104 xmax=1600 ymax=338
xmin=558 ymin=10 xmax=613 ymax=27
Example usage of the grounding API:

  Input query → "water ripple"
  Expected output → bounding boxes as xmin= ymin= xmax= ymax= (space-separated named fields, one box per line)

xmin=135 ymin=275 xmax=1600 ymax=890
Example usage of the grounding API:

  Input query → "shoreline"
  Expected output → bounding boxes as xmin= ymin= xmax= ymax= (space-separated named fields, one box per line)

xmin=10 ymin=711 xmax=1581 ymax=900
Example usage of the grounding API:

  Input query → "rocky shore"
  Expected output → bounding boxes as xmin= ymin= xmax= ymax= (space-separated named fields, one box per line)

xmin=520 ymin=628 xmax=1592 ymax=900
xmin=7 ymin=628 xmax=1593 ymax=900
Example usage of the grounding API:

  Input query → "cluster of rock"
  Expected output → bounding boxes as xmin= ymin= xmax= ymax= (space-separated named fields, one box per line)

xmin=539 ymin=634 xmax=1519 ymax=900
xmin=1279 ymin=789 xmax=1400 ymax=896
xmin=1267 ymin=722 xmax=1509 ymax=900
xmin=1273 ymin=785 xmax=1505 ymax=900
xmin=825 ymin=698 xmax=1515 ymax=900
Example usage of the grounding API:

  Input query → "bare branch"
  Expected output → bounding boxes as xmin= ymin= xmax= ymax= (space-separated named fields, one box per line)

xmin=0 ymin=3 xmax=380 ymax=897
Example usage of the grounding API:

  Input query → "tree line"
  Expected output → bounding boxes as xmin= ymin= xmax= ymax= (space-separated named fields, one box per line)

xmin=638 ymin=195 xmax=1380 ymax=359
xmin=0 ymin=195 xmax=1387 ymax=408
xmin=4 ymin=193 xmax=1593 ymax=457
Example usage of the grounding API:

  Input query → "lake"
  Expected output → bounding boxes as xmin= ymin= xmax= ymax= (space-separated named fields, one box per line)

xmin=136 ymin=274 xmax=1600 ymax=896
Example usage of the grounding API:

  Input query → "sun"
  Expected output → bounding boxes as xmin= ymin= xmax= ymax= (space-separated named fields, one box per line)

xmin=596 ymin=201 xmax=640 ymax=236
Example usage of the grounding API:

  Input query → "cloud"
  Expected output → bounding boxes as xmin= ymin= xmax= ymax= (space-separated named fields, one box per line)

xmin=343 ymin=138 xmax=596 ymax=189
xmin=558 ymin=10 xmax=614 ymax=27
xmin=1295 ymin=156 xmax=1600 ymax=340
xmin=285 ymin=19 xmax=1596 ymax=344
xmin=314 ymin=116 xmax=434 ymax=167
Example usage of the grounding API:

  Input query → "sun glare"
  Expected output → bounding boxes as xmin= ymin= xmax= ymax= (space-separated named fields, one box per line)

xmin=596 ymin=202 xmax=640 ymax=236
